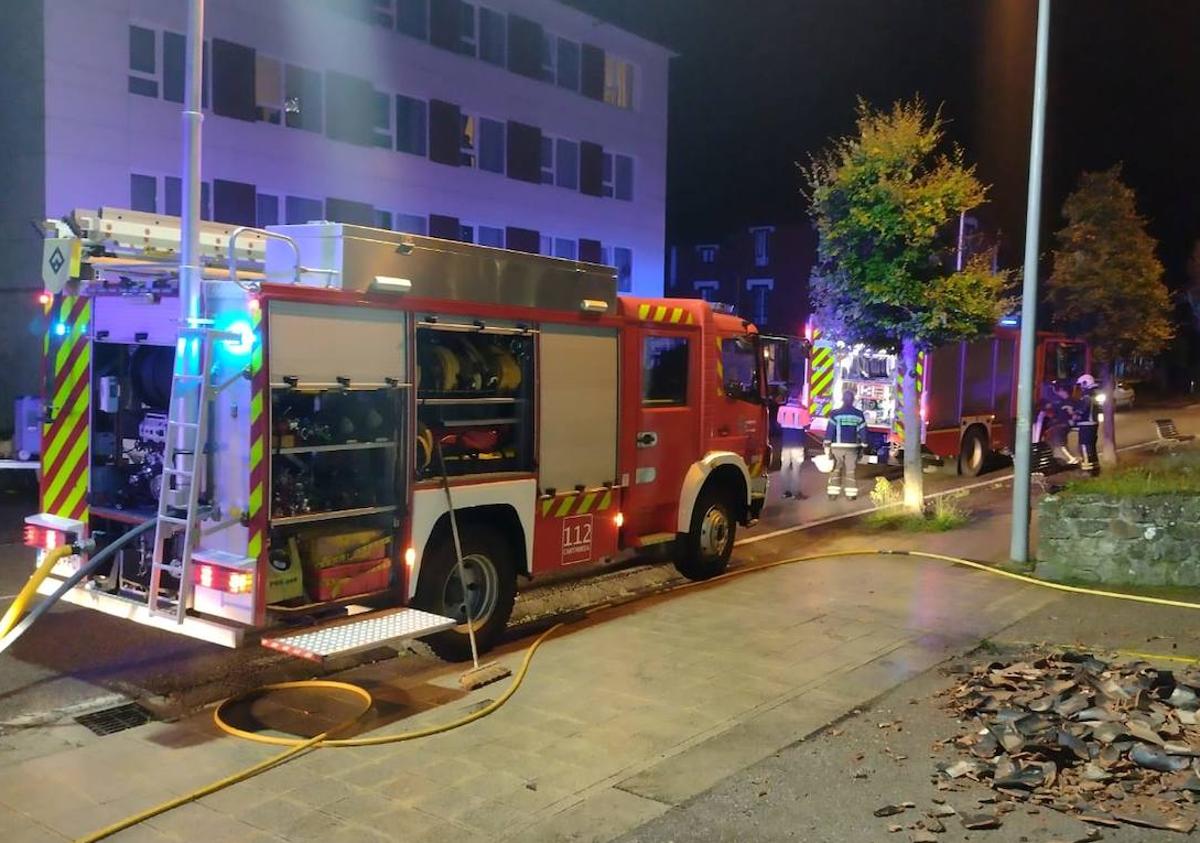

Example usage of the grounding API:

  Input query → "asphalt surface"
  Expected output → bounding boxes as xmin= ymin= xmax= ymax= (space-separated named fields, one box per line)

xmin=0 ymin=404 xmax=1194 ymax=730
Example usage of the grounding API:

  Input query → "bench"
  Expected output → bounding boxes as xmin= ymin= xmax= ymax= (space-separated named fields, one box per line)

xmin=1153 ymin=418 xmax=1196 ymax=453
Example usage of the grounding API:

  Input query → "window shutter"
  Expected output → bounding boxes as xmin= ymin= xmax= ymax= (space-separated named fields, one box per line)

xmin=578 ymin=238 xmax=602 ymax=264
xmin=579 ymin=141 xmax=604 ymax=196
xmin=506 ymin=121 xmax=542 ymax=184
xmin=580 ymin=44 xmax=605 ymax=100
xmin=211 ymin=39 xmax=256 ymax=121
xmin=325 ymin=71 xmax=376 ymax=146
xmin=213 ymin=179 xmax=256 ymax=226
xmin=505 ymin=227 xmax=540 ymax=255
xmin=429 ymin=99 xmax=462 ymax=166
xmin=429 ymin=0 xmax=460 ymax=51
xmin=506 ymin=14 xmax=543 ymax=78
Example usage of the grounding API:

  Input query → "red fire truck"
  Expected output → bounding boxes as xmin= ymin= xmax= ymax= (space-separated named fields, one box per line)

xmin=26 ymin=208 xmax=801 ymax=661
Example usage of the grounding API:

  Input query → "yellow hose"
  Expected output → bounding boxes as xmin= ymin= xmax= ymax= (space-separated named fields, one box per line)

xmin=0 ymin=544 xmax=74 ymax=638
xmin=82 ymin=547 xmax=1200 ymax=841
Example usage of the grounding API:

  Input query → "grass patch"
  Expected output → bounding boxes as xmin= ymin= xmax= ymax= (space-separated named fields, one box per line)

xmin=862 ymin=478 xmax=970 ymax=532
xmin=1062 ymin=450 xmax=1200 ymax=497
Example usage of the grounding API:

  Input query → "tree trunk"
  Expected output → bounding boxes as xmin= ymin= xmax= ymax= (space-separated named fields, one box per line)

xmin=901 ymin=337 xmax=924 ymax=513
xmin=1100 ymin=362 xmax=1118 ymax=467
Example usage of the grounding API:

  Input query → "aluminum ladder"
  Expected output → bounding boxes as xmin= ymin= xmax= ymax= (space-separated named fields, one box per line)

xmin=147 ymin=327 xmax=220 ymax=621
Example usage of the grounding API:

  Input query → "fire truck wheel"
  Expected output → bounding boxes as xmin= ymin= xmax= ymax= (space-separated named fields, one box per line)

xmin=958 ymin=427 xmax=991 ymax=477
xmin=676 ymin=487 xmax=737 ymax=581
xmin=414 ymin=525 xmax=516 ymax=662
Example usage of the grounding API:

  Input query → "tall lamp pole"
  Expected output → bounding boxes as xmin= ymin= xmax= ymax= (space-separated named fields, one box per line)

xmin=180 ymin=0 xmax=204 ymax=325
xmin=1010 ymin=0 xmax=1052 ymax=563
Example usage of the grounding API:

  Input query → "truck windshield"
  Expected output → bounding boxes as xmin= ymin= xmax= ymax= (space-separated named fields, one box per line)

xmin=1045 ymin=341 xmax=1087 ymax=384
xmin=721 ymin=336 xmax=760 ymax=402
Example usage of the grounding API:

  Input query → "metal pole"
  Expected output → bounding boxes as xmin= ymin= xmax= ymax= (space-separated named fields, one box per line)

xmin=180 ymin=0 xmax=204 ymax=324
xmin=1010 ymin=0 xmax=1051 ymax=563
xmin=956 ymin=211 xmax=966 ymax=272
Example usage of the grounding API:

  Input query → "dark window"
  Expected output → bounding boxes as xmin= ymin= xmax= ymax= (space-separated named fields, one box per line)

xmin=285 ymin=196 xmax=323 ymax=224
xmin=578 ymin=238 xmax=601 ymax=263
xmin=395 ymin=95 xmax=427 ymax=156
xmin=394 ymin=213 xmax=426 ymax=234
xmin=553 ymin=238 xmax=576 ymax=260
xmin=580 ymin=43 xmax=605 ymax=100
xmin=255 ymin=54 xmax=283 ymax=123
xmin=162 ymin=30 xmax=185 ymax=103
xmin=615 ymin=154 xmax=633 ymax=201
xmin=479 ymin=7 xmax=505 ymax=65
xmin=477 ymin=225 xmax=504 ymax=247
xmin=213 ymin=179 xmax=256 ymax=226
xmin=397 ymin=0 xmax=428 ymax=38
xmin=371 ymin=0 xmax=396 ymax=27
xmin=479 ymin=118 xmax=505 ymax=173
xmin=752 ymin=228 xmax=770 ymax=267
xmin=429 ymin=213 xmax=460 ymax=240
xmin=325 ymin=197 xmax=376 ymax=226
xmin=459 ymin=223 xmax=474 ymax=243
xmin=212 ymin=39 xmax=256 ymax=121
xmin=746 ymin=283 xmax=770 ymax=325
xmin=540 ymin=31 xmax=555 ymax=82
xmin=579 ymin=141 xmax=603 ymax=196
xmin=539 ymin=137 xmax=554 ymax=184
xmin=373 ymin=91 xmax=392 ymax=148
xmin=325 ymin=71 xmax=376 ymax=146
xmin=256 ymin=193 xmax=279 ymax=227
xmin=601 ymin=153 xmax=614 ymax=197
xmin=460 ymin=114 xmax=476 ymax=167
xmin=376 ymin=209 xmax=393 ymax=230
xmin=506 ymin=121 xmax=542 ymax=184
xmin=643 ymin=337 xmax=689 ymax=406
xmin=506 ymin=14 xmax=543 ymax=79
xmin=285 ymin=64 xmax=323 ymax=132
xmin=429 ymin=0 xmax=460 ymax=51
xmin=429 ymin=99 xmax=461 ymax=166
xmin=721 ymin=336 xmax=760 ymax=399
xmin=555 ymin=139 xmax=578 ymax=190
xmin=458 ymin=1 xmax=477 ymax=56
xmin=130 ymin=174 xmax=157 ymax=212
xmin=129 ymin=26 xmax=156 ymax=74
xmin=698 ymin=245 xmax=717 ymax=263
xmin=201 ymin=181 xmax=211 ymax=221
xmin=613 ymin=246 xmax=632 ymax=292
xmin=128 ymin=76 xmax=158 ymax=97
xmin=164 ymin=177 xmax=211 ymax=220
xmin=556 ymin=38 xmax=580 ymax=91
xmin=505 ymin=226 xmax=540 ymax=254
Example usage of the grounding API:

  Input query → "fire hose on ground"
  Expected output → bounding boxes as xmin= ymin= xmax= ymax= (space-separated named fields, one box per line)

xmin=73 ymin=546 xmax=1200 ymax=842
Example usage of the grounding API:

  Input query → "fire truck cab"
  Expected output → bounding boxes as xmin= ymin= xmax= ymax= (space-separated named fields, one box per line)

xmin=29 ymin=208 xmax=800 ymax=661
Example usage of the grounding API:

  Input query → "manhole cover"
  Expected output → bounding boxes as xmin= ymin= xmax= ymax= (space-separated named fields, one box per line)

xmin=74 ymin=702 xmax=154 ymax=736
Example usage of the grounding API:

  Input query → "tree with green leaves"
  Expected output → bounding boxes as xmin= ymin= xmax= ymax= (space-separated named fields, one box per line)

xmin=1046 ymin=165 xmax=1173 ymax=466
xmin=804 ymin=99 xmax=1010 ymax=512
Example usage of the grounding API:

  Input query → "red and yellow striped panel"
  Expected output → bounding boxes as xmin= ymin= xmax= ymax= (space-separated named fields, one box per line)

xmin=40 ymin=296 xmax=92 ymax=522
xmin=894 ymin=351 xmax=926 ymax=438
xmin=247 ymin=308 xmax=266 ymax=565
xmin=539 ymin=488 xmax=615 ymax=519
xmin=636 ymin=303 xmax=696 ymax=325
xmin=808 ymin=335 xmax=835 ymax=417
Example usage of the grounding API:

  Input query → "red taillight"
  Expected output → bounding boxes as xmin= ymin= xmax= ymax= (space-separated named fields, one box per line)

xmin=24 ymin=525 xmax=65 ymax=550
xmin=193 ymin=564 xmax=254 ymax=594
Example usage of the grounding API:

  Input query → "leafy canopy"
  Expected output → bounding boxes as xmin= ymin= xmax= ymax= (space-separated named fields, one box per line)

xmin=804 ymin=99 xmax=1010 ymax=350
xmin=1046 ymin=165 xmax=1173 ymax=364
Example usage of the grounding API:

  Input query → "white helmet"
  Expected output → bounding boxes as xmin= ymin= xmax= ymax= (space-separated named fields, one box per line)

xmin=1076 ymin=374 xmax=1097 ymax=390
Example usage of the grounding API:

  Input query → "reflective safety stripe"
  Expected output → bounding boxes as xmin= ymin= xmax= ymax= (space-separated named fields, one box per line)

xmin=541 ymin=489 xmax=617 ymax=518
xmin=637 ymin=303 xmax=697 ymax=325
xmin=40 ymin=295 xmax=91 ymax=523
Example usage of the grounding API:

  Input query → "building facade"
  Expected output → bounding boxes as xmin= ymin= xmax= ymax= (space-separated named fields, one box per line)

xmin=668 ymin=222 xmax=817 ymax=337
xmin=0 ymin=0 xmax=671 ymax=427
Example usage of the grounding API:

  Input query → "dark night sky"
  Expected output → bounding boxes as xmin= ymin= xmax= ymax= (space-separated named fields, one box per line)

xmin=566 ymin=0 xmax=1200 ymax=290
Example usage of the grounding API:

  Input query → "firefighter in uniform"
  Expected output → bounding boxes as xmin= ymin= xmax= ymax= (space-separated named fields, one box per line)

xmin=824 ymin=387 xmax=867 ymax=500
xmin=1074 ymin=373 xmax=1101 ymax=474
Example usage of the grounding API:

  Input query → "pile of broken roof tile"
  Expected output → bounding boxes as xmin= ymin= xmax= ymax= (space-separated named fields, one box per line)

xmin=936 ymin=652 xmax=1200 ymax=834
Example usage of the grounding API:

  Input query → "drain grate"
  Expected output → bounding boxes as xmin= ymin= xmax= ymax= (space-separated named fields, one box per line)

xmin=74 ymin=702 xmax=153 ymax=736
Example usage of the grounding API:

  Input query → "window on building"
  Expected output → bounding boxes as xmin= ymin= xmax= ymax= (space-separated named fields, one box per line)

xmin=540 ymin=31 xmax=555 ymax=82
xmin=326 ymin=197 xmax=376 ymax=226
xmin=539 ymin=234 xmax=553 ymax=256
xmin=614 ymin=154 xmax=633 ymax=201
xmin=395 ymin=95 xmax=427 ymax=156
xmin=162 ymin=31 xmax=208 ymax=106
xmin=375 ymin=209 xmax=394 ymax=229
xmin=460 ymin=113 xmax=477 ymax=167
xmin=213 ymin=178 xmax=256 ymax=226
xmin=554 ymin=237 xmax=577 ymax=260
xmin=459 ymin=223 xmax=475 ymax=243
xmin=163 ymin=176 xmax=211 ymax=220
xmin=697 ymin=245 xmax=718 ymax=264
xmin=603 ymin=55 xmax=634 ymax=109
xmin=256 ymin=192 xmax=280 ymax=227
xmin=693 ymin=281 xmax=719 ymax=302
xmin=128 ymin=25 xmax=158 ymax=97
xmin=256 ymin=55 xmax=284 ymax=123
xmin=285 ymin=195 xmax=324 ymax=224
xmin=613 ymin=246 xmax=633 ymax=292
xmin=285 ymin=64 xmax=323 ymax=132
xmin=746 ymin=278 xmax=773 ymax=326
xmin=394 ymin=213 xmax=427 ymax=235
xmin=554 ymin=139 xmax=578 ymax=190
xmin=374 ymin=90 xmax=393 ymax=148
xmin=599 ymin=245 xmax=611 ymax=267
xmin=601 ymin=153 xmax=614 ymax=198
xmin=751 ymin=227 xmax=772 ymax=267
xmin=397 ymin=0 xmax=428 ymax=38
xmin=479 ymin=7 xmax=505 ymax=65
xmin=540 ymin=136 xmax=554 ymax=184
xmin=643 ymin=336 xmax=689 ymax=406
xmin=212 ymin=38 xmax=256 ymax=120
xmin=477 ymin=225 xmax=504 ymax=247
xmin=372 ymin=0 xmax=396 ymax=27
xmin=556 ymin=38 xmax=580 ymax=91
xmin=458 ymin=1 xmax=477 ymax=56
xmin=479 ymin=118 xmax=505 ymax=173
xmin=130 ymin=174 xmax=157 ymax=212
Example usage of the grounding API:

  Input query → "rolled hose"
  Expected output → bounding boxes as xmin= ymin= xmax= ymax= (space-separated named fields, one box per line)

xmin=82 ymin=547 xmax=1200 ymax=841
xmin=0 ymin=519 xmax=156 ymax=656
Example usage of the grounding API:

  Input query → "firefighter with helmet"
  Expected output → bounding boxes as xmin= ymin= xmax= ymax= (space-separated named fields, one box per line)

xmin=824 ymin=387 xmax=867 ymax=500
xmin=1074 ymin=373 xmax=1101 ymax=474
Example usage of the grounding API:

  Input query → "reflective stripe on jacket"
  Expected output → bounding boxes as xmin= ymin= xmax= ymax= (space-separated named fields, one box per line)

xmin=825 ymin=406 xmax=866 ymax=445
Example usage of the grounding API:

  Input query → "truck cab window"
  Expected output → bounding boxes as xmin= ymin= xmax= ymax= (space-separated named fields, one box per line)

xmin=643 ymin=335 xmax=689 ymax=406
xmin=720 ymin=336 xmax=759 ymax=402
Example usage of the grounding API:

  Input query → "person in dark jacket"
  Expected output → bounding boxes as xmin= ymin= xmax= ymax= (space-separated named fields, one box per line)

xmin=1074 ymin=373 xmax=1101 ymax=474
xmin=824 ymin=387 xmax=867 ymax=500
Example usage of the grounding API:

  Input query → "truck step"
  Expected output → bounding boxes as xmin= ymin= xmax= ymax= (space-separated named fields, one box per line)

xmin=260 ymin=607 xmax=457 ymax=662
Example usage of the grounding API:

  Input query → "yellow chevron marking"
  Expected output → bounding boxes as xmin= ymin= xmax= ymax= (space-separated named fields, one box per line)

xmin=541 ymin=497 xmax=554 ymax=517
xmin=42 ymin=399 xmax=88 ymax=476
xmin=653 ymin=305 xmax=667 ymax=322
xmin=249 ymin=435 xmax=263 ymax=470
xmin=686 ymin=312 xmax=695 ymax=325
xmin=44 ymin=434 xmax=88 ymax=506
xmin=54 ymin=325 xmax=83 ymax=375
xmin=638 ymin=304 xmax=651 ymax=320
xmin=57 ymin=344 xmax=91 ymax=407
xmin=56 ymin=482 xmax=87 ymax=520
xmin=555 ymin=495 xmax=577 ymax=517
xmin=577 ymin=491 xmax=597 ymax=514
xmin=599 ymin=489 xmax=613 ymax=511
xmin=250 ymin=391 xmax=263 ymax=425
xmin=248 ymin=482 xmax=263 ymax=516
xmin=247 ymin=533 xmax=262 ymax=559
xmin=669 ymin=307 xmax=684 ymax=324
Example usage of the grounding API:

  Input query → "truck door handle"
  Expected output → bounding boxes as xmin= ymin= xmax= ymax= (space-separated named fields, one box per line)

xmin=637 ymin=432 xmax=658 ymax=448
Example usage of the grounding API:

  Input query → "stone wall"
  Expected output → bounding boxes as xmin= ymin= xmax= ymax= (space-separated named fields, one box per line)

xmin=1036 ymin=494 xmax=1200 ymax=586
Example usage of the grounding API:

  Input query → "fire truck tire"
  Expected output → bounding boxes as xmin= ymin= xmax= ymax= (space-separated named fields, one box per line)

xmin=958 ymin=426 xmax=991 ymax=477
xmin=414 ymin=524 xmax=517 ymax=662
xmin=675 ymin=486 xmax=737 ymax=581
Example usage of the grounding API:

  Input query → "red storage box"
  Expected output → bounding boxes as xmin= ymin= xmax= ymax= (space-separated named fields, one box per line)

xmin=308 ymin=557 xmax=391 ymax=601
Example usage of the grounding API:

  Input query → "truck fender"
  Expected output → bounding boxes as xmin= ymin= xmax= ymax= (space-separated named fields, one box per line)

xmin=406 ymin=478 xmax=536 ymax=600
xmin=676 ymin=451 xmax=752 ymax=534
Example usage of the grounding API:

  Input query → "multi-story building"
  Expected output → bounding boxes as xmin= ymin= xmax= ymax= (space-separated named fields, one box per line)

xmin=668 ymin=223 xmax=817 ymax=337
xmin=0 ymin=0 xmax=672 ymax=426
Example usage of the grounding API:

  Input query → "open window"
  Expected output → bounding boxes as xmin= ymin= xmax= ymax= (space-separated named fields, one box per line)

xmin=720 ymin=335 xmax=759 ymax=403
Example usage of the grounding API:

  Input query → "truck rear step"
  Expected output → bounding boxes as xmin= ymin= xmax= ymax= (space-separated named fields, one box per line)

xmin=261 ymin=607 xmax=457 ymax=662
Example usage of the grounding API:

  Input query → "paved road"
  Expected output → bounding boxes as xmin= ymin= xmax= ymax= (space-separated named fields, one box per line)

xmin=0 ymin=404 xmax=1195 ymax=730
